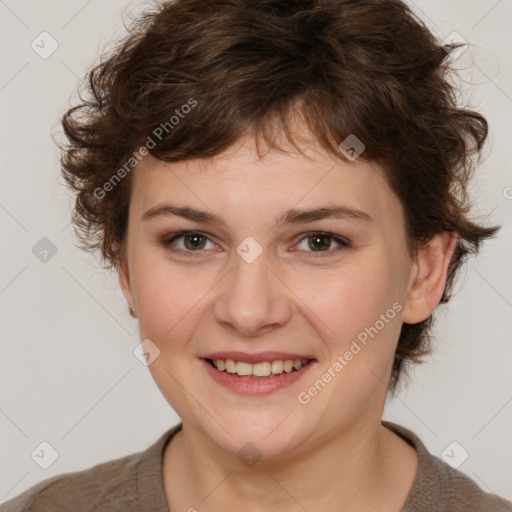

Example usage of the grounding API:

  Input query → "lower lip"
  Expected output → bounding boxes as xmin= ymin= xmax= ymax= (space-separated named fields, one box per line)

xmin=201 ymin=359 xmax=315 ymax=395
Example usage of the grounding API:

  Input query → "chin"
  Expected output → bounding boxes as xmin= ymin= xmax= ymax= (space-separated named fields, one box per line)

xmin=200 ymin=410 xmax=312 ymax=460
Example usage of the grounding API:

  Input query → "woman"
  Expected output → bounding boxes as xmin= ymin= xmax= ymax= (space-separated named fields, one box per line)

xmin=2 ymin=0 xmax=511 ymax=510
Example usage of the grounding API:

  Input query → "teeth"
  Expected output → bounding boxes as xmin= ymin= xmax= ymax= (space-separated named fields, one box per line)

xmin=225 ymin=359 xmax=237 ymax=373
xmin=253 ymin=362 xmax=271 ymax=377
xmin=236 ymin=361 xmax=253 ymax=376
xmin=271 ymin=360 xmax=283 ymax=374
xmin=210 ymin=358 xmax=310 ymax=377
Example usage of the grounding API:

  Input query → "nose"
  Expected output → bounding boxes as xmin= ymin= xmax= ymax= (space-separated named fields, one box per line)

xmin=213 ymin=246 xmax=293 ymax=337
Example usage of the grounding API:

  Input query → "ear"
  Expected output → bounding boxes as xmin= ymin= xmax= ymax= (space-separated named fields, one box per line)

xmin=118 ymin=259 xmax=135 ymax=314
xmin=402 ymin=231 xmax=458 ymax=324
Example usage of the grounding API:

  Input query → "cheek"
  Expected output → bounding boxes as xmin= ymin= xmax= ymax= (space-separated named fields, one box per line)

xmin=133 ymin=264 xmax=212 ymax=413
xmin=291 ymin=263 xmax=404 ymax=421
xmin=133 ymin=258 xmax=214 ymax=350
xmin=291 ymin=256 xmax=406 ymax=414
xmin=294 ymin=256 xmax=403 ymax=350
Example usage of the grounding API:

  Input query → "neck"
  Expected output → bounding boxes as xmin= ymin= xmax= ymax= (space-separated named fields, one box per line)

xmin=162 ymin=416 xmax=417 ymax=512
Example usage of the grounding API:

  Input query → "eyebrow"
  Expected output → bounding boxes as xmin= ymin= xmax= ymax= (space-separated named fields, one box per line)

xmin=141 ymin=202 xmax=372 ymax=230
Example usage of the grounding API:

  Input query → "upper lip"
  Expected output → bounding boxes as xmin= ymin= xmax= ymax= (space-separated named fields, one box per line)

xmin=202 ymin=351 xmax=316 ymax=364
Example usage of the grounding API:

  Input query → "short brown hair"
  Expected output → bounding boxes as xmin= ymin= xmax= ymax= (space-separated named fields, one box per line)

xmin=57 ymin=0 xmax=499 ymax=393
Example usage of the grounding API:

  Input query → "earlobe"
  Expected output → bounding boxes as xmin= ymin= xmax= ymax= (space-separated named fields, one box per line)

xmin=402 ymin=231 xmax=458 ymax=324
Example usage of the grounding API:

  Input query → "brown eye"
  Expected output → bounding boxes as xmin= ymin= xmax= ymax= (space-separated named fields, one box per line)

xmin=296 ymin=232 xmax=349 ymax=255
xmin=161 ymin=231 xmax=215 ymax=257
xmin=308 ymin=234 xmax=332 ymax=251
xmin=182 ymin=233 xmax=207 ymax=250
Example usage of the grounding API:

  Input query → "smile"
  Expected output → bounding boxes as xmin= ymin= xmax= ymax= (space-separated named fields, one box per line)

xmin=201 ymin=355 xmax=316 ymax=395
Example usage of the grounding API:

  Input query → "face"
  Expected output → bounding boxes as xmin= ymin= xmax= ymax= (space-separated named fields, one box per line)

xmin=119 ymin=134 xmax=423 ymax=458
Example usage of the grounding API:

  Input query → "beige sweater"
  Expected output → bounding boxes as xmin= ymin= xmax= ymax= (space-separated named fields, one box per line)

xmin=1 ymin=421 xmax=511 ymax=511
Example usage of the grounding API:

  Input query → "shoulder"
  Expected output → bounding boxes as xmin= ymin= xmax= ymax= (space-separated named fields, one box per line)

xmin=0 ymin=425 xmax=180 ymax=512
xmin=0 ymin=450 xmax=141 ymax=512
xmin=438 ymin=457 xmax=512 ymax=512
xmin=382 ymin=421 xmax=512 ymax=512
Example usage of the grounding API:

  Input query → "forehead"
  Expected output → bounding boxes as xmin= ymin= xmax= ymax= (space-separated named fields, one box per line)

xmin=129 ymin=136 xmax=402 ymax=229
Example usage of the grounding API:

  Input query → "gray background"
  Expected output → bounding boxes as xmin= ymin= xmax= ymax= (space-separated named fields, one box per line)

xmin=1 ymin=0 xmax=511 ymax=504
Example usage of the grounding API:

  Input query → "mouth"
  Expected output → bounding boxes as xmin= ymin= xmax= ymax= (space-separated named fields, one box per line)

xmin=205 ymin=357 xmax=313 ymax=379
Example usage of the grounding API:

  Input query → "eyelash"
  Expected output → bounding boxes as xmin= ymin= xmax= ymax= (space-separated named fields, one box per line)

xmin=160 ymin=231 xmax=350 ymax=258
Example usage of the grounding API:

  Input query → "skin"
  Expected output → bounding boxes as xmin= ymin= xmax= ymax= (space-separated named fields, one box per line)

xmin=119 ymin=130 xmax=457 ymax=511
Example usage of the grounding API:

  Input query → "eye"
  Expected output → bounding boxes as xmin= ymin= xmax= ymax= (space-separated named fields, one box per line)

xmin=295 ymin=232 xmax=349 ymax=256
xmin=161 ymin=231 xmax=217 ymax=257
xmin=161 ymin=230 xmax=349 ymax=258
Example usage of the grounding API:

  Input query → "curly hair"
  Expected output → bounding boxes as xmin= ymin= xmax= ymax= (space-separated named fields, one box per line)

xmin=57 ymin=0 xmax=499 ymax=394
